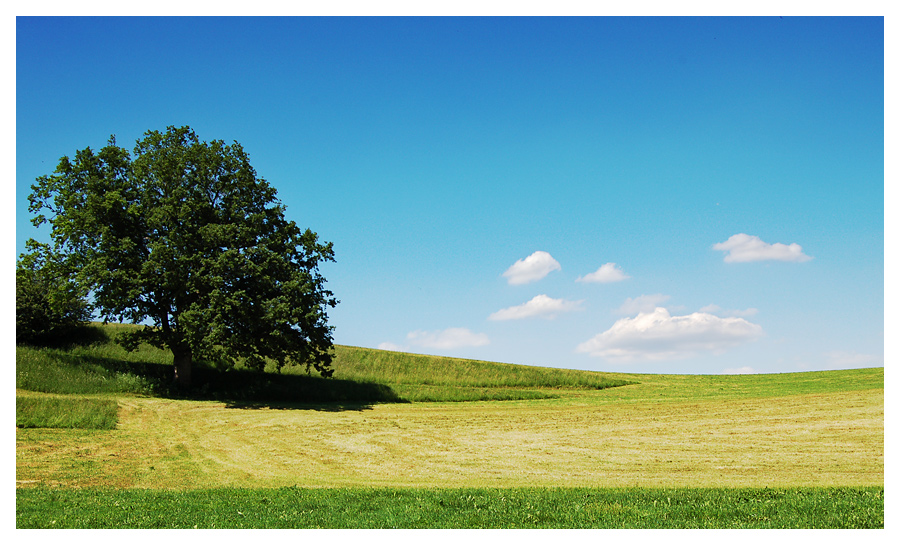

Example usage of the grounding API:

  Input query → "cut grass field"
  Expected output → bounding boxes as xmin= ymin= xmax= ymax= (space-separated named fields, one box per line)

xmin=15 ymin=324 xmax=884 ymax=528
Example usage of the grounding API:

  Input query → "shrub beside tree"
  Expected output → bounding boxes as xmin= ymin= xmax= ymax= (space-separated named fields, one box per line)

xmin=16 ymin=249 xmax=92 ymax=346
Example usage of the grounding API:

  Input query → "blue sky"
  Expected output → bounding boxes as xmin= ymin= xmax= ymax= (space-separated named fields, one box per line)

xmin=15 ymin=16 xmax=884 ymax=374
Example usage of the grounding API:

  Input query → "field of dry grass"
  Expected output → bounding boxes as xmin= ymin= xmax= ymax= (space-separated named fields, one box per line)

xmin=16 ymin=367 xmax=883 ymax=490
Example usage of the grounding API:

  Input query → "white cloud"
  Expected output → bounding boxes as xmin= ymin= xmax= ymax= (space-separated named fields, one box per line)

xmin=489 ymin=294 xmax=584 ymax=321
xmin=502 ymin=251 xmax=561 ymax=285
xmin=377 ymin=342 xmax=405 ymax=352
xmin=616 ymin=294 xmax=671 ymax=315
xmin=406 ymin=328 xmax=490 ymax=350
xmin=712 ymin=233 xmax=813 ymax=263
xmin=699 ymin=304 xmax=759 ymax=318
xmin=576 ymin=262 xmax=630 ymax=284
xmin=722 ymin=366 xmax=757 ymax=374
xmin=576 ymin=307 xmax=763 ymax=363
xmin=824 ymin=351 xmax=883 ymax=368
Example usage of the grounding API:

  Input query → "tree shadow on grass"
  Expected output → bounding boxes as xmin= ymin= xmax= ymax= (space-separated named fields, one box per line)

xmin=18 ymin=323 xmax=112 ymax=350
xmin=223 ymin=399 xmax=388 ymax=412
xmin=36 ymin=351 xmax=405 ymax=412
xmin=191 ymin=367 xmax=407 ymax=412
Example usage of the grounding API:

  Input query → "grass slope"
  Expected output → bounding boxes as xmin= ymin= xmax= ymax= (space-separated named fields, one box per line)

xmin=16 ymin=323 xmax=634 ymax=404
xmin=327 ymin=345 xmax=633 ymax=401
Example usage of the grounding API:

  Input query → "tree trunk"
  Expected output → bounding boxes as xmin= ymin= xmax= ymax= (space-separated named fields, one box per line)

xmin=173 ymin=347 xmax=193 ymax=387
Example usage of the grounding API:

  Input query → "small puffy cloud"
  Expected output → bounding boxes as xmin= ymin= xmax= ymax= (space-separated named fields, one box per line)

xmin=406 ymin=328 xmax=490 ymax=350
xmin=502 ymin=251 xmax=561 ymax=285
xmin=616 ymin=294 xmax=671 ymax=315
xmin=699 ymin=304 xmax=759 ymax=318
xmin=576 ymin=262 xmax=630 ymax=284
xmin=377 ymin=342 xmax=405 ymax=352
xmin=713 ymin=233 xmax=813 ymax=263
xmin=489 ymin=294 xmax=584 ymax=321
xmin=722 ymin=366 xmax=757 ymax=375
xmin=576 ymin=307 xmax=763 ymax=363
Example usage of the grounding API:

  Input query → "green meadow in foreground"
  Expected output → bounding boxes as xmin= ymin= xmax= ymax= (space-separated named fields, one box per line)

xmin=16 ymin=323 xmax=884 ymax=528
xmin=16 ymin=486 xmax=883 ymax=529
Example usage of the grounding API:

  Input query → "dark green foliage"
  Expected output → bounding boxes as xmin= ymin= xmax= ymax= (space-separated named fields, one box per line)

xmin=16 ymin=251 xmax=92 ymax=346
xmin=26 ymin=126 xmax=337 ymax=386
xmin=16 ymin=396 xmax=118 ymax=430
xmin=15 ymin=486 xmax=884 ymax=529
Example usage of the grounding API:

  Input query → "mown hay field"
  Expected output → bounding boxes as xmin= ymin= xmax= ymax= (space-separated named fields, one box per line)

xmin=16 ymin=370 xmax=882 ymax=489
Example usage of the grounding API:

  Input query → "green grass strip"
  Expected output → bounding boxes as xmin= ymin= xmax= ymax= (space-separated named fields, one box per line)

xmin=16 ymin=486 xmax=883 ymax=529
xmin=331 ymin=345 xmax=634 ymax=390
xmin=16 ymin=396 xmax=118 ymax=430
xmin=391 ymin=383 xmax=560 ymax=402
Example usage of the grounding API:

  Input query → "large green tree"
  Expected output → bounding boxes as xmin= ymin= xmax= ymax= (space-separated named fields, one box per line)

xmin=27 ymin=126 xmax=338 ymax=386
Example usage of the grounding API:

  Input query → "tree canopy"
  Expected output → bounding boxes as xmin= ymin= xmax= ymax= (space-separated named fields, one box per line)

xmin=26 ymin=126 xmax=338 ymax=386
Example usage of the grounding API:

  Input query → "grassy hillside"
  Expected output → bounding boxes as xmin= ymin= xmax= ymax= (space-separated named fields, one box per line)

xmin=16 ymin=322 xmax=882 ymax=407
xmin=330 ymin=345 xmax=632 ymax=388
xmin=322 ymin=345 xmax=633 ymax=401
xmin=16 ymin=323 xmax=634 ymax=404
